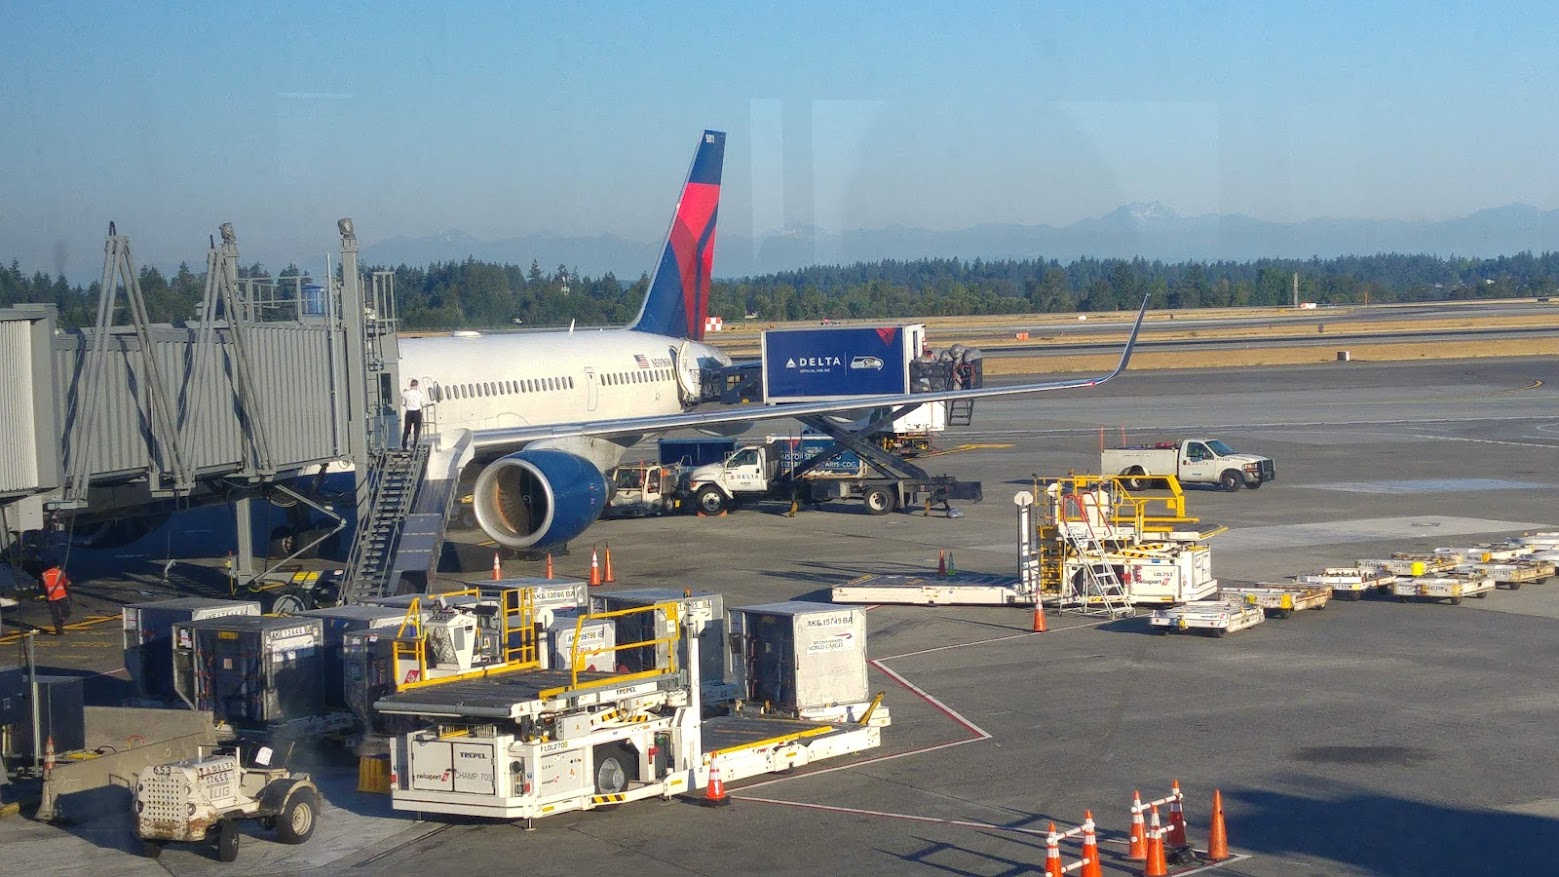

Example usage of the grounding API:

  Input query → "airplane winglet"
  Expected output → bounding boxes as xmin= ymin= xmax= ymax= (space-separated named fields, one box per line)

xmin=1104 ymin=293 xmax=1151 ymax=381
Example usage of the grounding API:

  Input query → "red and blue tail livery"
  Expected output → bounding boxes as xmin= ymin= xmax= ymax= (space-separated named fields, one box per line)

xmin=629 ymin=130 xmax=724 ymax=341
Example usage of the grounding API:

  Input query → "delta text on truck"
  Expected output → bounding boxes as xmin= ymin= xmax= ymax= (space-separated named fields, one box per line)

xmin=1101 ymin=438 xmax=1275 ymax=492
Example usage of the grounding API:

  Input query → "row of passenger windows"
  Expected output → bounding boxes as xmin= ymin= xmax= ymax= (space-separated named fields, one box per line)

xmin=602 ymin=367 xmax=672 ymax=386
xmin=444 ymin=376 xmax=573 ymax=400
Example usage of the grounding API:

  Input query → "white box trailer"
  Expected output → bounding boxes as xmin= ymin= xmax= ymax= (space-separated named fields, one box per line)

xmin=1064 ymin=544 xmax=1218 ymax=606
xmin=1149 ymin=600 xmax=1265 ymax=637
xmin=379 ymin=602 xmax=884 ymax=824
xmin=1391 ymin=575 xmax=1495 ymax=605
xmin=1295 ymin=567 xmax=1396 ymax=601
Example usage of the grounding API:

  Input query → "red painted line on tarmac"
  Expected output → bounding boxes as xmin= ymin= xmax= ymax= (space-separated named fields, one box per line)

xmin=868 ymin=658 xmax=989 ymax=739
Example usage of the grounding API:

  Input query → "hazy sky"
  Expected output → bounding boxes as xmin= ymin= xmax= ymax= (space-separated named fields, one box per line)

xmin=4 ymin=1 xmax=1558 ymax=280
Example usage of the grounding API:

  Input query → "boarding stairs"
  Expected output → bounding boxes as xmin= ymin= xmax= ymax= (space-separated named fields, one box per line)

xmin=1056 ymin=493 xmax=1135 ymax=619
xmin=339 ymin=445 xmax=430 ymax=603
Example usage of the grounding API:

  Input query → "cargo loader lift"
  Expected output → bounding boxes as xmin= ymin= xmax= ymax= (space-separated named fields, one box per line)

xmin=376 ymin=600 xmax=885 ymax=823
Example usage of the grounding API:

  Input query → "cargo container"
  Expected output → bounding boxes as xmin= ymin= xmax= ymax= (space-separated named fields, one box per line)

xmin=589 ymin=588 xmax=732 ymax=699
xmin=0 ymin=669 xmax=85 ymax=754
xmin=762 ymin=324 xmax=924 ymax=403
xmin=295 ymin=605 xmax=407 ymax=710
xmin=728 ymin=601 xmax=873 ymax=721
xmin=543 ymin=610 xmax=617 ymax=672
xmin=123 ymin=598 xmax=262 ymax=701
xmin=173 ymin=616 xmax=325 ymax=727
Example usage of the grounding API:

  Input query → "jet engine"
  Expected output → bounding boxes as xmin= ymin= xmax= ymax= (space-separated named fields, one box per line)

xmin=471 ymin=448 xmax=610 ymax=550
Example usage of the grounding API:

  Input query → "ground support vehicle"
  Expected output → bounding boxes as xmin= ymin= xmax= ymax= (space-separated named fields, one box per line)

xmin=1357 ymin=555 xmax=1461 ymax=578
xmin=1295 ymin=567 xmax=1397 ymax=601
xmin=832 ymin=572 xmax=1030 ymax=606
xmin=1101 ymin=438 xmax=1275 ymax=492
xmin=1392 ymin=575 xmax=1496 ymax=605
xmin=1218 ymin=584 xmax=1330 ymax=618
xmin=1456 ymin=560 xmax=1555 ymax=590
xmin=378 ymin=600 xmax=885 ymax=824
xmin=1149 ymin=600 xmax=1265 ymax=637
xmin=603 ymin=461 xmax=684 ymax=518
xmin=133 ymin=744 xmax=319 ymax=862
xmin=681 ymin=431 xmax=979 ymax=516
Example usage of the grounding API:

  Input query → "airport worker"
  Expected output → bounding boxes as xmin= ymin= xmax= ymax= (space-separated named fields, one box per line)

xmin=42 ymin=562 xmax=71 ymax=636
xmin=401 ymin=379 xmax=426 ymax=449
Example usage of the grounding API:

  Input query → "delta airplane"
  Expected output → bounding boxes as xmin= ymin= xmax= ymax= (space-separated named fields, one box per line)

xmin=399 ymin=130 xmax=1146 ymax=553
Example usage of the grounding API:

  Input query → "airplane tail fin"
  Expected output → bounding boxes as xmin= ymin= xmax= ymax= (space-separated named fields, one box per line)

xmin=628 ymin=130 xmax=725 ymax=341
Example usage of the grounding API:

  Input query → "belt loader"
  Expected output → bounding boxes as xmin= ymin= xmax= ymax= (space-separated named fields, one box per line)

xmin=378 ymin=600 xmax=886 ymax=825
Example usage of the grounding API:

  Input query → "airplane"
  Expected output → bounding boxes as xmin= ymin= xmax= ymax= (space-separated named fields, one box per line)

xmin=399 ymin=130 xmax=1147 ymax=553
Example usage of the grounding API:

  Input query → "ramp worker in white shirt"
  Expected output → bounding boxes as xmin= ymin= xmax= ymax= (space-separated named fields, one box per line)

xmin=401 ymin=379 xmax=427 ymax=449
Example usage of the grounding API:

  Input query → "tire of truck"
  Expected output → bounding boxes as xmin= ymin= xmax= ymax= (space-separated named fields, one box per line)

xmin=695 ymin=486 xmax=728 ymax=515
xmin=1211 ymin=628 xmax=1228 ymax=638
xmin=216 ymin=819 xmax=240 ymax=863
xmin=863 ymin=486 xmax=895 ymax=516
xmin=1219 ymin=470 xmax=1242 ymax=492
xmin=269 ymin=590 xmax=306 ymax=616
xmin=277 ymin=788 xmax=318 ymax=845
xmin=1450 ymin=596 xmax=1462 ymax=605
xmin=1273 ymin=608 xmax=1294 ymax=620
xmin=1246 ymin=479 xmax=1262 ymax=490
xmin=593 ymin=744 xmax=631 ymax=795
xmin=1475 ymin=590 xmax=1489 ymax=599
xmin=1506 ymin=581 xmax=1522 ymax=591
xmin=1123 ymin=468 xmax=1150 ymax=491
xmin=140 ymin=840 xmax=163 ymax=859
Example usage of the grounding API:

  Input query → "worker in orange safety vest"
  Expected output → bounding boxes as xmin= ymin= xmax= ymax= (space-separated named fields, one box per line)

xmin=42 ymin=564 xmax=71 ymax=636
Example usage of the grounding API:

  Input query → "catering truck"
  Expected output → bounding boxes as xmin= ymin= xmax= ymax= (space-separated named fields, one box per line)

xmin=1101 ymin=438 xmax=1275 ymax=492
xmin=682 ymin=435 xmax=981 ymax=515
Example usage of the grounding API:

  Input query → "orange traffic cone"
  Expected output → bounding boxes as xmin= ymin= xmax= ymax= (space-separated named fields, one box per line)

xmin=1167 ymin=780 xmax=1188 ymax=848
xmin=491 ymin=551 xmax=502 ymax=581
xmin=1032 ymin=601 xmax=1048 ymax=633
xmin=1045 ymin=823 xmax=1064 ymax=877
xmin=1127 ymin=790 xmax=1147 ymax=860
xmin=1080 ymin=811 xmax=1102 ymax=877
xmin=544 ymin=552 xmax=554 ymax=579
xmin=43 ymin=735 xmax=56 ymax=777
xmin=1206 ymin=789 xmax=1230 ymax=862
xmin=1143 ymin=805 xmax=1168 ymax=877
xmin=703 ymin=761 xmax=729 ymax=807
xmin=588 ymin=548 xmax=602 ymax=587
xmin=603 ymin=543 xmax=616 ymax=584
xmin=937 ymin=550 xmax=947 ymax=577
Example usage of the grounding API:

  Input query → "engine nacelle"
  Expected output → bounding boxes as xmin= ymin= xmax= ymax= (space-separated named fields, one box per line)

xmin=472 ymin=449 xmax=610 ymax=550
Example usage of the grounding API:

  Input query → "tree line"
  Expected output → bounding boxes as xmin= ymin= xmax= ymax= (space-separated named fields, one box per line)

xmin=5 ymin=251 xmax=1558 ymax=329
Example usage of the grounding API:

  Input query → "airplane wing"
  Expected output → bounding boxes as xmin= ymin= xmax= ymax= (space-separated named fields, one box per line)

xmin=466 ymin=296 xmax=1149 ymax=452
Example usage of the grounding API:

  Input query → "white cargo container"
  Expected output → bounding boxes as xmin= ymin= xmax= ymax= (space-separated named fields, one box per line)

xmin=545 ymin=610 xmax=617 ymax=672
xmin=729 ymin=601 xmax=873 ymax=722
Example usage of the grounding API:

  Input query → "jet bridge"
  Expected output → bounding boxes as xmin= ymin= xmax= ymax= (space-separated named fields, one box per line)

xmin=0 ymin=220 xmax=402 ymax=578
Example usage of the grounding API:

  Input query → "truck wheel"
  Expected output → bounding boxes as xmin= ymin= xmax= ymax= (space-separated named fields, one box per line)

xmin=863 ymin=487 xmax=895 ymax=515
xmin=593 ymin=745 xmax=631 ymax=795
xmin=1450 ymin=597 xmax=1462 ymax=605
xmin=140 ymin=840 xmax=163 ymax=859
xmin=1219 ymin=470 xmax=1242 ymax=492
xmin=216 ymin=820 xmax=240 ymax=863
xmin=1506 ymin=581 xmax=1522 ymax=591
xmin=1123 ymin=468 xmax=1150 ymax=491
xmin=1246 ymin=480 xmax=1262 ymax=490
xmin=695 ymin=486 xmax=728 ymax=515
xmin=269 ymin=590 xmax=306 ymax=615
xmin=277 ymin=789 xmax=318 ymax=845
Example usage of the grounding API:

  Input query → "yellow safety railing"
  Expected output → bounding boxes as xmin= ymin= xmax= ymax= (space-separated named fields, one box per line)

xmin=537 ymin=601 xmax=685 ymax=699
xmin=392 ymin=587 xmax=541 ymax=691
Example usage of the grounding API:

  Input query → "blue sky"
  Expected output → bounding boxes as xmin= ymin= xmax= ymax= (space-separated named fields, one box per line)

xmin=3 ymin=1 xmax=1558 ymax=280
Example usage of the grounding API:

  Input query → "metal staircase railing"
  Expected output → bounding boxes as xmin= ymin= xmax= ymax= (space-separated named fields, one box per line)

xmin=1057 ymin=493 xmax=1135 ymax=618
xmin=339 ymin=444 xmax=430 ymax=603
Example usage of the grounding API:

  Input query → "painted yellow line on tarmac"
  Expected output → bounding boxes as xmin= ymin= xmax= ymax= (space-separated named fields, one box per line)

xmin=915 ymin=443 xmax=1014 ymax=459
xmin=0 ymin=614 xmax=117 ymax=644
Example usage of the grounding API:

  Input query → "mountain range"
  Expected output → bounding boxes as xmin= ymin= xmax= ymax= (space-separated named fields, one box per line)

xmin=359 ymin=203 xmax=1559 ymax=279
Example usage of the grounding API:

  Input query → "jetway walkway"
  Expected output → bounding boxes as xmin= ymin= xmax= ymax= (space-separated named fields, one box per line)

xmin=0 ymin=220 xmax=402 ymax=577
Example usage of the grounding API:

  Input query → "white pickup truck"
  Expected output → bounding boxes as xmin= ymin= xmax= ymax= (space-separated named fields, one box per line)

xmin=1101 ymin=438 xmax=1275 ymax=492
